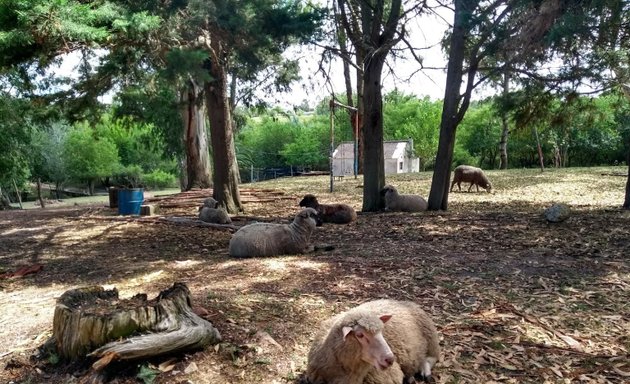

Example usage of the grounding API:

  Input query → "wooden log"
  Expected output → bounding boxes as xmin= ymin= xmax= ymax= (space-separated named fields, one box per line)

xmin=51 ymin=283 xmax=221 ymax=370
xmin=159 ymin=217 xmax=239 ymax=231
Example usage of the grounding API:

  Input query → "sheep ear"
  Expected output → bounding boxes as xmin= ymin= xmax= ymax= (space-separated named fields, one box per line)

xmin=379 ymin=314 xmax=392 ymax=324
xmin=342 ymin=326 xmax=354 ymax=340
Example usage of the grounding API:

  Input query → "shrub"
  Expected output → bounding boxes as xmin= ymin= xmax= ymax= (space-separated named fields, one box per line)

xmin=451 ymin=145 xmax=477 ymax=168
xmin=142 ymin=170 xmax=177 ymax=190
xmin=112 ymin=165 xmax=143 ymax=188
xmin=62 ymin=126 xmax=120 ymax=194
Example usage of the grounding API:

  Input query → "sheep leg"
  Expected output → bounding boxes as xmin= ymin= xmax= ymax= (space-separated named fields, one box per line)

xmin=467 ymin=182 xmax=474 ymax=192
xmin=413 ymin=357 xmax=437 ymax=383
xmin=449 ymin=180 xmax=456 ymax=192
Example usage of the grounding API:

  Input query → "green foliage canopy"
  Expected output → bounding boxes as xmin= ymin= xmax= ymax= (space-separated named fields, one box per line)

xmin=383 ymin=91 xmax=442 ymax=170
xmin=0 ymin=95 xmax=31 ymax=189
xmin=62 ymin=124 xmax=120 ymax=185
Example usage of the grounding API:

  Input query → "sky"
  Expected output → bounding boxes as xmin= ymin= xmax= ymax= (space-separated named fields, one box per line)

xmin=280 ymin=7 xmax=454 ymax=109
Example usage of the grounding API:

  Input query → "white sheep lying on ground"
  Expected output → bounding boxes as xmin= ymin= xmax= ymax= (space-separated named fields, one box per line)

xmin=229 ymin=208 xmax=320 ymax=258
xmin=363 ymin=362 xmax=405 ymax=384
xmin=380 ymin=185 xmax=428 ymax=212
xmin=306 ymin=299 xmax=440 ymax=384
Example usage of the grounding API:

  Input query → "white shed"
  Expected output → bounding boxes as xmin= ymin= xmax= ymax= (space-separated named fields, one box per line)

xmin=332 ymin=139 xmax=420 ymax=176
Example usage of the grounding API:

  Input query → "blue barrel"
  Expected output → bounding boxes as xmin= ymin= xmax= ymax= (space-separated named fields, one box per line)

xmin=118 ymin=188 xmax=144 ymax=215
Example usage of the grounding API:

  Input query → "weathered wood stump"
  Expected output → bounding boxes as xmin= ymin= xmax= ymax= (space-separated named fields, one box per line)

xmin=51 ymin=282 xmax=221 ymax=370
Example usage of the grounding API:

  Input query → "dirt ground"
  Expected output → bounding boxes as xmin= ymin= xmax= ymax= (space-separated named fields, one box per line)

xmin=1 ymin=168 xmax=629 ymax=384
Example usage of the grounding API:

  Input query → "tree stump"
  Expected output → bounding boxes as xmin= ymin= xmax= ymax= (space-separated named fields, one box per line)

xmin=51 ymin=282 xmax=221 ymax=370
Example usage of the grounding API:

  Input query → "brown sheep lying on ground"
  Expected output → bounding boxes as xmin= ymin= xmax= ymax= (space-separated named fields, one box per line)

xmin=306 ymin=299 xmax=441 ymax=384
xmin=450 ymin=165 xmax=492 ymax=193
xmin=299 ymin=194 xmax=357 ymax=224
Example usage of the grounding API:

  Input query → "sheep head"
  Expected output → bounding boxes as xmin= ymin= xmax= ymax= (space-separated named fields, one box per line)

xmin=297 ymin=207 xmax=322 ymax=227
xmin=342 ymin=315 xmax=395 ymax=371
xmin=380 ymin=185 xmax=397 ymax=197
xmin=299 ymin=194 xmax=319 ymax=208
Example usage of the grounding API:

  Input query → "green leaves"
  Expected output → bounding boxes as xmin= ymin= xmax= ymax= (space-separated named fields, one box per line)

xmin=62 ymin=123 xmax=120 ymax=182
xmin=383 ymin=91 xmax=442 ymax=170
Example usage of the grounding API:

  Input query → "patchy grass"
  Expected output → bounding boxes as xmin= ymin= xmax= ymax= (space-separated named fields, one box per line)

xmin=0 ymin=166 xmax=629 ymax=384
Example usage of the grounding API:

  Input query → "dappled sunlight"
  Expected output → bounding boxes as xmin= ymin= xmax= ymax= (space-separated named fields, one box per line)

xmin=0 ymin=284 xmax=73 ymax=356
xmin=261 ymin=257 xmax=330 ymax=272
xmin=52 ymin=222 xmax=128 ymax=244
xmin=1 ymin=226 xmax=50 ymax=236
xmin=1 ymin=167 xmax=629 ymax=383
xmin=171 ymin=259 xmax=204 ymax=269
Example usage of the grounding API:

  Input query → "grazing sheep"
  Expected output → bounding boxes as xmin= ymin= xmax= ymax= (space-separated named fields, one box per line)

xmin=229 ymin=208 xmax=320 ymax=258
xmin=450 ymin=165 xmax=492 ymax=193
xmin=202 ymin=197 xmax=219 ymax=208
xmin=198 ymin=206 xmax=232 ymax=224
xmin=306 ymin=299 xmax=441 ymax=384
xmin=380 ymin=185 xmax=427 ymax=212
xmin=299 ymin=194 xmax=357 ymax=224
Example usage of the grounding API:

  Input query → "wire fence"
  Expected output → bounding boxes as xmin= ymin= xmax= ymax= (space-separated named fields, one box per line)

xmin=238 ymin=165 xmax=326 ymax=183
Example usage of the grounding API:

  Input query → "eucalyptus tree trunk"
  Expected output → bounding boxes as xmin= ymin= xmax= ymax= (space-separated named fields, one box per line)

xmin=499 ymin=70 xmax=509 ymax=169
xmin=361 ymin=54 xmax=387 ymax=211
xmin=205 ymin=54 xmax=243 ymax=214
xmin=354 ymin=0 xmax=403 ymax=212
xmin=533 ymin=126 xmax=545 ymax=172
xmin=428 ymin=0 xmax=480 ymax=211
xmin=180 ymin=80 xmax=213 ymax=190
xmin=624 ymin=147 xmax=630 ymax=209
xmin=355 ymin=49 xmax=365 ymax=174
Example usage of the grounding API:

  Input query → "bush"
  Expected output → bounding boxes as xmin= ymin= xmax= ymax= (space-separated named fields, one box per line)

xmin=62 ymin=126 xmax=120 ymax=194
xmin=451 ymin=145 xmax=477 ymax=168
xmin=142 ymin=170 xmax=177 ymax=190
xmin=112 ymin=165 xmax=143 ymax=188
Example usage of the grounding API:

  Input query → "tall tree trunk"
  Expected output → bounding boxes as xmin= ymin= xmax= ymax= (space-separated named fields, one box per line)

xmin=428 ymin=0 xmax=479 ymax=211
xmin=499 ymin=69 xmax=509 ymax=169
xmin=205 ymin=57 xmax=243 ymax=214
xmin=533 ymin=126 xmax=545 ymax=172
xmin=624 ymin=143 xmax=630 ymax=209
xmin=180 ymin=80 xmax=213 ymax=190
xmin=355 ymin=50 xmax=365 ymax=174
xmin=361 ymin=54 xmax=387 ymax=212
xmin=37 ymin=178 xmax=45 ymax=208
